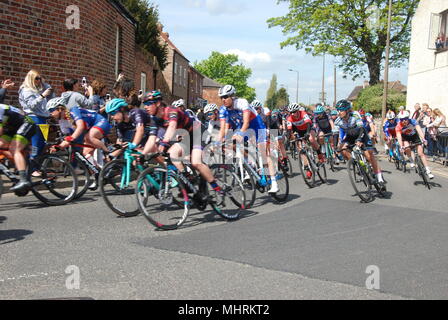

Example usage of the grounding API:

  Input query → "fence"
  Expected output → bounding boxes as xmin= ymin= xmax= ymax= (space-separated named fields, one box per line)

xmin=425 ymin=127 xmax=448 ymax=165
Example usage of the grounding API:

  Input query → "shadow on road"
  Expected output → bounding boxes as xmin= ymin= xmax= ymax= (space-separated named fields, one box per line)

xmin=0 ymin=229 xmax=33 ymax=245
xmin=414 ymin=181 xmax=443 ymax=189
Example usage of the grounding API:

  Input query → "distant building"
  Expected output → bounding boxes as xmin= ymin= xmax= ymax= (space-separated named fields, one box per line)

xmin=202 ymin=76 xmax=223 ymax=106
xmin=407 ymin=0 xmax=448 ymax=115
xmin=347 ymin=80 xmax=407 ymax=102
xmin=159 ymin=24 xmax=190 ymax=104
xmin=188 ymin=66 xmax=205 ymax=110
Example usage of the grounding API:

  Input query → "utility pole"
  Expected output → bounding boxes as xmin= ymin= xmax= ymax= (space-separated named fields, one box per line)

xmin=381 ymin=0 xmax=393 ymax=143
xmin=289 ymin=69 xmax=299 ymax=103
xmin=334 ymin=63 xmax=337 ymax=107
xmin=321 ymin=54 xmax=326 ymax=104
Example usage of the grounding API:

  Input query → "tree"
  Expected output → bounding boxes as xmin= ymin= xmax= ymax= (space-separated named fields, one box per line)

xmin=276 ymin=87 xmax=290 ymax=109
xmin=194 ymin=52 xmax=256 ymax=101
xmin=120 ymin=0 xmax=168 ymax=70
xmin=354 ymin=83 xmax=406 ymax=115
xmin=265 ymin=74 xmax=278 ymax=109
xmin=267 ymin=0 xmax=419 ymax=85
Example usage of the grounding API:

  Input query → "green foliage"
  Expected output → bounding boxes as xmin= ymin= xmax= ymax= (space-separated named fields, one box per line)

xmin=194 ymin=52 xmax=256 ymax=101
xmin=265 ymin=75 xmax=278 ymax=109
xmin=120 ymin=0 xmax=168 ymax=70
xmin=354 ymin=83 xmax=406 ymax=115
xmin=268 ymin=0 xmax=419 ymax=84
xmin=276 ymin=87 xmax=290 ymax=109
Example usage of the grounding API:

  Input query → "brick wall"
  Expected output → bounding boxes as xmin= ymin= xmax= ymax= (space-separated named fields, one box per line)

xmin=203 ymin=87 xmax=221 ymax=106
xmin=0 ymin=0 xmax=136 ymax=105
xmin=134 ymin=46 xmax=155 ymax=94
xmin=188 ymin=67 xmax=204 ymax=109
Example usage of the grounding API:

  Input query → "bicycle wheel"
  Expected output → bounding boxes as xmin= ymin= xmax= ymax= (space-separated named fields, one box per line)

xmin=136 ymin=166 xmax=190 ymax=230
xmin=99 ymin=159 xmax=140 ymax=217
xmin=210 ymin=164 xmax=246 ymax=220
xmin=270 ymin=170 xmax=289 ymax=203
xmin=234 ymin=163 xmax=256 ymax=209
xmin=298 ymin=150 xmax=315 ymax=188
xmin=30 ymin=155 xmax=78 ymax=206
xmin=0 ymin=173 xmax=3 ymax=200
xmin=347 ymin=158 xmax=372 ymax=203
xmin=416 ymin=156 xmax=431 ymax=190
xmin=317 ymin=162 xmax=328 ymax=184
xmin=56 ymin=150 xmax=92 ymax=199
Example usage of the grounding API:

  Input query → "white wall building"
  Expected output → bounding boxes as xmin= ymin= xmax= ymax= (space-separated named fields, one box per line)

xmin=407 ymin=0 xmax=448 ymax=115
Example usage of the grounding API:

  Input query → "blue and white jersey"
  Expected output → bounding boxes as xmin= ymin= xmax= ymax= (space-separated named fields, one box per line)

xmin=334 ymin=115 xmax=364 ymax=141
xmin=219 ymin=98 xmax=265 ymax=131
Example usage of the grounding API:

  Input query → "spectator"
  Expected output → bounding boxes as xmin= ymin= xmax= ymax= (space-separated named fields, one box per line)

xmin=18 ymin=69 xmax=55 ymax=169
xmin=91 ymin=79 xmax=107 ymax=114
xmin=1 ymin=78 xmax=15 ymax=104
xmin=197 ymin=108 xmax=206 ymax=122
xmin=412 ymin=103 xmax=421 ymax=121
xmin=436 ymin=35 xmax=444 ymax=50
xmin=427 ymin=108 xmax=448 ymax=159
xmin=61 ymin=78 xmax=95 ymax=110
xmin=114 ymin=78 xmax=140 ymax=108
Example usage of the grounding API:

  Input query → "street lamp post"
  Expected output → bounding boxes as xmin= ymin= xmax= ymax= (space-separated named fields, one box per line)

xmin=381 ymin=0 xmax=393 ymax=143
xmin=289 ymin=69 xmax=299 ymax=103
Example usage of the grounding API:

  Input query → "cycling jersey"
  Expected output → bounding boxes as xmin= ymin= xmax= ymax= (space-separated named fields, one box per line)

xmin=383 ymin=119 xmax=398 ymax=138
xmin=0 ymin=104 xmax=36 ymax=144
xmin=70 ymin=106 xmax=111 ymax=135
xmin=286 ymin=112 xmax=312 ymax=131
xmin=361 ymin=117 xmax=373 ymax=133
xmin=334 ymin=115 xmax=364 ymax=142
xmin=396 ymin=119 xmax=419 ymax=137
xmin=116 ymin=108 xmax=152 ymax=142
xmin=313 ymin=114 xmax=332 ymax=134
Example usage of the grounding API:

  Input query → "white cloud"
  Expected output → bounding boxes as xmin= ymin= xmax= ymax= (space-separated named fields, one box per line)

xmin=184 ymin=0 xmax=246 ymax=15
xmin=251 ymin=78 xmax=269 ymax=86
xmin=223 ymin=49 xmax=272 ymax=64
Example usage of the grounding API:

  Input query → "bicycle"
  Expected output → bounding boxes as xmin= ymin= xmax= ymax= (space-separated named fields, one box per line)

xmin=0 ymin=147 xmax=78 ymax=206
xmin=232 ymin=141 xmax=289 ymax=209
xmin=404 ymin=142 xmax=432 ymax=190
xmin=344 ymin=144 xmax=387 ymax=203
xmin=389 ymin=138 xmax=407 ymax=172
xmin=296 ymin=135 xmax=327 ymax=188
xmin=322 ymin=133 xmax=337 ymax=172
xmin=136 ymin=151 xmax=246 ymax=228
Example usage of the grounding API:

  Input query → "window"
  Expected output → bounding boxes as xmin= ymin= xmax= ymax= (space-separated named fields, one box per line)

xmin=141 ymin=72 xmax=147 ymax=94
xmin=430 ymin=10 xmax=448 ymax=51
xmin=184 ymin=67 xmax=187 ymax=87
xmin=174 ymin=62 xmax=178 ymax=84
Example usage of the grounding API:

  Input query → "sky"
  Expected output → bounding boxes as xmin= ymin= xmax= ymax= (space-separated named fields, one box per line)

xmin=154 ymin=0 xmax=408 ymax=105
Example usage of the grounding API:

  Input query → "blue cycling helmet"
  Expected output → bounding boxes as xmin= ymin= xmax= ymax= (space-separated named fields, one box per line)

xmin=106 ymin=98 xmax=128 ymax=115
xmin=142 ymin=90 xmax=163 ymax=105
xmin=330 ymin=110 xmax=338 ymax=116
xmin=336 ymin=99 xmax=352 ymax=111
xmin=314 ymin=105 xmax=325 ymax=114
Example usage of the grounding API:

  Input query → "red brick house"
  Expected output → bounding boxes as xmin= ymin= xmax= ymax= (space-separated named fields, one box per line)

xmin=203 ymin=76 xmax=223 ymax=106
xmin=188 ymin=66 xmax=205 ymax=110
xmin=0 ymin=0 xmax=155 ymax=104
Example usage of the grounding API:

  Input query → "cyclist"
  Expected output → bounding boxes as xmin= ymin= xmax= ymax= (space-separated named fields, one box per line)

xmin=50 ymin=100 xmax=111 ymax=164
xmin=203 ymin=103 xmax=221 ymax=144
xmin=396 ymin=111 xmax=434 ymax=179
xmin=313 ymin=105 xmax=337 ymax=162
xmin=334 ymin=100 xmax=386 ymax=185
xmin=105 ymin=98 xmax=152 ymax=153
xmin=142 ymin=91 xmax=225 ymax=195
xmin=0 ymin=104 xmax=37 ymax=192
xmin=217 ymin=85 xmax=279 ymax=194
xmin=383 ymin=111 xmax=398 ymax=158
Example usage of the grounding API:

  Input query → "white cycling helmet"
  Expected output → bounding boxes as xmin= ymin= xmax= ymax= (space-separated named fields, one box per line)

xmin=386 ymin=112 xmax=396 ymax=120
xmin=288 ymin=103 xmax=300 ymax=113
xmin=172 ymin=99 xmax=185 ymax=108
xmin=46 ymin=97 xmax=66 ymax=112
xmin=204 ymin=103 xmax=218 ymax=114
xmin=218 ymin=85 xmax=236 ymax=97
xmin=251 ymin=100 xmax=263 ymax=109
xmin=398 ymin=110 xmax=410 ymax=120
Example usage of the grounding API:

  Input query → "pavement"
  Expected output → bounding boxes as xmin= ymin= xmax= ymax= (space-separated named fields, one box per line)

xmin=1 ymin=154 xmax=448 ymax=300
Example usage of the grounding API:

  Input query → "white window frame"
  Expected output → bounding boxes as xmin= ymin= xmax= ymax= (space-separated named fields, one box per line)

xmin=141 ymin=72 xmax=147 ymax=94
xmin=115 ymin=26 xmax=121 ymax=78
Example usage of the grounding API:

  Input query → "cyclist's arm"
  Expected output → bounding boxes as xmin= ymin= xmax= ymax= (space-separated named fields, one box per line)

xmin=329 ymin=119 xmax=335 ymax=131
xmin=162 ymin=121 xmax=178 ymax=144
xmin=240 ymin=111 xmax=251 ymax=133
xmin=70 ymin=119 xmax=86 ymax=141
xmin=218 ymin=120 xmax=228 ymax=143
xmin=416 ymin=124 xmax=426 ymax=142
xmin=132 ymin=124 xmax=145 ymax=147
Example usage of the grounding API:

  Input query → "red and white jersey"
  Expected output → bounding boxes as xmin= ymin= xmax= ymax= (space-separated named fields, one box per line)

xmin=287 ymin=111 xmax=312 ymax=131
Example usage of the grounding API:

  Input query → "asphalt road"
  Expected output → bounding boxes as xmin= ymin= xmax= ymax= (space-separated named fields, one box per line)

xmin=1 ymin=156 xmax=447 ymax=300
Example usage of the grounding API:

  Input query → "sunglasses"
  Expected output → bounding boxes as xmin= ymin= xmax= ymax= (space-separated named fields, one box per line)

xmin=206 ymin=112 xmax=215 ymax=117
xmin=221 ymin=95 xmax=231 ymax=100
xmin=144 ymin=101 xmax=157 ymax=106
xmin=35 ymin=77 xmax=42 ymax=81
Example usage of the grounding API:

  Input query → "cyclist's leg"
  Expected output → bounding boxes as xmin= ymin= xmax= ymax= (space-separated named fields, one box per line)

xmin=10 ymin=123 xmax=36 ymax=191
xmin=310 ymin=129 xmax=325 ymax=162
xmin=0 ymin=135 xmax=14 ymax=161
